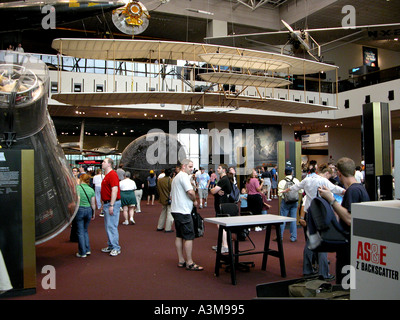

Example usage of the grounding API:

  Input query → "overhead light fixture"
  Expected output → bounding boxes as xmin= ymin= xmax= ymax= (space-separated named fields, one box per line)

xmin=185 ymin=8 xmax=214 ymax=15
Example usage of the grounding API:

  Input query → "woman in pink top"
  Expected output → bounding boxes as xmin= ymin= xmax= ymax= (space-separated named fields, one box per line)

xmin=245 ymin=169 xmax=263 ymax=215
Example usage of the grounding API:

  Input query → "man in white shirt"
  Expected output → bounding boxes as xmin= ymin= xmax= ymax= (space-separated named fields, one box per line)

xmin=283 ymin=168 xmax=345 ymax=214
xmin=171 ymin=159 xmax=203 ymax=271
xmin=354 ymin=166 xmax=363 ymax=184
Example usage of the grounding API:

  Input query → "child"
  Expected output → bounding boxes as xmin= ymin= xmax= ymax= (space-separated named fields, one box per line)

xmin=239 ymin=188 xmax=248 ymax=213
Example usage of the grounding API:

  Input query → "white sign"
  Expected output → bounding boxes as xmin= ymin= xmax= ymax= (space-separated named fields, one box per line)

xmin=351 ymin=200 xmax=400 ymax=300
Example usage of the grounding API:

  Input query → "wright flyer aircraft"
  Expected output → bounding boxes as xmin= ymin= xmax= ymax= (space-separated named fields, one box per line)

xmin=50 ymin=38 xmax=339 ymax=115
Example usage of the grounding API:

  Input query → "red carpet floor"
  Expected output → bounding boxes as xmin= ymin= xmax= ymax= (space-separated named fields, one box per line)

xmin=7 ymin=196 xmax=337 ymax=300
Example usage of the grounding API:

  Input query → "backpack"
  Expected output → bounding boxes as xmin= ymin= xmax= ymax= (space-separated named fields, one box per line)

xmin=288 ymin=277 xmax=350 ymax=299
xmin=228 ymin=182 xmax=240 ymax=203
xmin=283 ymin=177 xmax=299 ymax=203
xmin=191 ymin=207 xmax=204 ymax=238
xmin=306 ymin=195 xmax=349 ymax=252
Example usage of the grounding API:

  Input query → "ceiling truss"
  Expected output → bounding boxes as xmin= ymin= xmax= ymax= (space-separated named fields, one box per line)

xmin=235 ymin=0 xmax=289 ymax=10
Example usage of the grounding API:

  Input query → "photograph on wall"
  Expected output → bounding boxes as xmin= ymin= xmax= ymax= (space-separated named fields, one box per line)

xmin=230 ymin=123 xmax=282 ymax=168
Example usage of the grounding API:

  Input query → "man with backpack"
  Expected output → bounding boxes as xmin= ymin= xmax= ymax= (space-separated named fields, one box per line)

xmin=278 ymin=167 xmax=301 ymax=242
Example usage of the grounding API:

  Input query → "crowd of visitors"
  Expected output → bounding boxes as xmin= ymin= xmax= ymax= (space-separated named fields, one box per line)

xmin=68 ymin=157 xmax=369 ymax=284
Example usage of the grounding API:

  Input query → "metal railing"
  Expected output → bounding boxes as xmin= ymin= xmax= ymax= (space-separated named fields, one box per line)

xmin=31 ymin=53 xmax=400 ymax=94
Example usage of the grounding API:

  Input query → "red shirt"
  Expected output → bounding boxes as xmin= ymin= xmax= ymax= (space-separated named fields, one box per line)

xmin=101 ymin=170 xmax=121 ymax=201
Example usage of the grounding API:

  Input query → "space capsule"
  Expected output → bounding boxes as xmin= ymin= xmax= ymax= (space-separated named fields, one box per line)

xmin=0 ymin=51 xmax=78 ymax=245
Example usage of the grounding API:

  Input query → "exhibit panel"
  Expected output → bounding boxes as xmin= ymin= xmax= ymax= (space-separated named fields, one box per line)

xmin=351 ymin=201 xmax=400 ymax=300
xmin=0 ymin=149 xmax=36 ymax=296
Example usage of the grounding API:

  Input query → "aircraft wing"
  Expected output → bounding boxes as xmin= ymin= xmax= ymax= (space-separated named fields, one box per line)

xmin=205 ymin=30 xmax=291 ymax=50
xmin=205 ymin=23 xmax=400 ymax=51
xmin=60 ymin=142 xmax=81 ymax=149
xmin=82 ymin=149 xmax=119 ymax=156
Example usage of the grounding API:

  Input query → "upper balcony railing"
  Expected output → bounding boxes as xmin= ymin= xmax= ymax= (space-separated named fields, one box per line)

xmin=31 ymin=53 xmax=400 ymax=94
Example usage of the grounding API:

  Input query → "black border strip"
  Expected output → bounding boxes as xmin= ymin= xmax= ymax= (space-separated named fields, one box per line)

xmin=353 ymin=218 xmax=400 ymax=244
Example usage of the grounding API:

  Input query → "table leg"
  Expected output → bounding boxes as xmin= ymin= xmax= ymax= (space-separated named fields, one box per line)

xmin=275 ymin=223 xmax=287 ymax=277
xmin=261 ymin=224 xmax=272 ymax=270
xmin=226 ymin=228 xmax=236 ymax=285
xmin=214 ymin=226 xmax=224 ymax=277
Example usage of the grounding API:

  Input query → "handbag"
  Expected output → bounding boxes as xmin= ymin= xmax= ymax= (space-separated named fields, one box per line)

xmin=191 ymin=207 xmax=204 ymax=238
xmin=80 ymin=185 xmax=94 ymax=216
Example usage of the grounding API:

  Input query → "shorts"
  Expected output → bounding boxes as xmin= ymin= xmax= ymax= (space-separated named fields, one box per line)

xmin=148 ymin=186 xmax=157 ymax=195
xmin=198 ymin=188 xmax=208 ymax=199
xmin=121 ymin=190 xmax=137 ymax=207
xmin=171 ymin=212 xmax=195 ymax=240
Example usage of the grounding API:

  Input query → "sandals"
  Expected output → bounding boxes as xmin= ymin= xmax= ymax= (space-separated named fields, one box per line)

xmin=186 ymin=263 xmax=204 ymax=271
xmin=177 ymin=261 xmax=204 ymax=271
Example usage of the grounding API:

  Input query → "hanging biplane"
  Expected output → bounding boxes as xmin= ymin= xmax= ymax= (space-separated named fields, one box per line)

xmin=205 ymin=19 xmax=400 ymax=62
xmin=50 ymin=38 xmax=340 ymax=115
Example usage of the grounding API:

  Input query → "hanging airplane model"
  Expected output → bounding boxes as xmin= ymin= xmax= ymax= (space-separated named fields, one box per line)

xmin=205 ymin=20 xmax=400 ymax=62
xmin=60 ymin=120 xmax=120 ymax=156
xmin=59 ymin=119 xmax=84 ymax=151
xmin=81 ymin=141 xmax=120 ymax=156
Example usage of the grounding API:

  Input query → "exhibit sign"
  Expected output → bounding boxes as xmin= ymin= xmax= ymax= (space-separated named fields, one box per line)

xmin=0 ymin=149 xmax=36 ymax=297
xmin=351 ymin=200 xmax=400 ymax=300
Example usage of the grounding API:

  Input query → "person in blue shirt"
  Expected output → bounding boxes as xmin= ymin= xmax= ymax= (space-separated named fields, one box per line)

xmin=147 ymin=170 xmax=157 ymax=205
xmin=239 ymin=188 xmax=248 ymax=213
xmin=196 ymin=167 xmax=210 ymax=209
xmin=270 ymin=166 xmax=278 ymax=199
